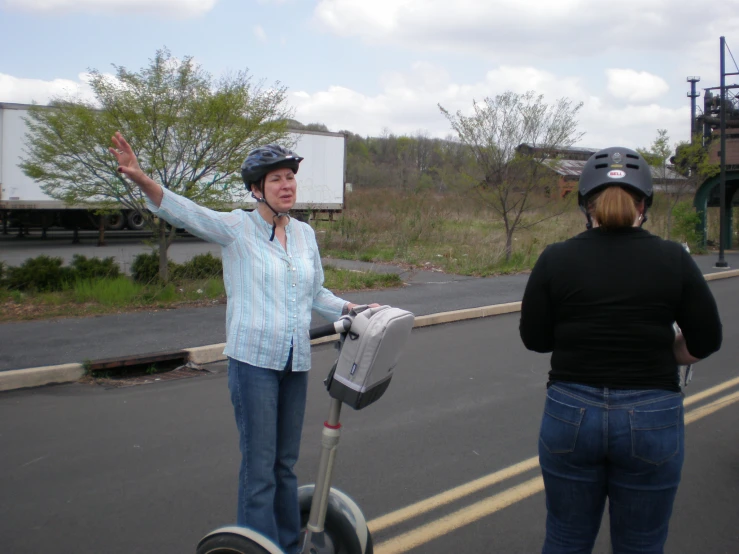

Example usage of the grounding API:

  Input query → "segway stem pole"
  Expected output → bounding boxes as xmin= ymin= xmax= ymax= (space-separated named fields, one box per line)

xmin=305 ymin=398 xmax=343 ymax=536
xmin=302 ymin=317 xmax=356 ymax=551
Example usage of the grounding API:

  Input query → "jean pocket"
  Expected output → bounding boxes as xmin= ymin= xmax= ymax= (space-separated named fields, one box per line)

xmin=629 ymin=405 xmax=682 ymax=465
xmin=539 ymin=395 xmax=585 ymax=454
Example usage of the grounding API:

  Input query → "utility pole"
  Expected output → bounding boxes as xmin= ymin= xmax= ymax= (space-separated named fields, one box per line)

xmin=717 ymin=37 xmax=729 ymax=268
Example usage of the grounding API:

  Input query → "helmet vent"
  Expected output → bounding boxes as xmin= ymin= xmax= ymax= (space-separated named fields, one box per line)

xmin=595 ymin=163 xmax=608 ymax=169
xmin=595 ymin=153 xmax=608 ymax=159
xmin=626 ymin=153 xmax=639 ymax=160
xmin=626 ymin=163 xmax=640 ymax=169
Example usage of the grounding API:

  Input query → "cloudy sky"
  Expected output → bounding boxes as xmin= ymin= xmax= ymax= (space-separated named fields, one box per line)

xmin=1 ymin=0 xmax=738 ymax=151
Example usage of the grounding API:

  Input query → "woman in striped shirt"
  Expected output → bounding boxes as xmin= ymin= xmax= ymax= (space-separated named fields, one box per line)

xmin=110 ymin=132 xmax=370 ymax=554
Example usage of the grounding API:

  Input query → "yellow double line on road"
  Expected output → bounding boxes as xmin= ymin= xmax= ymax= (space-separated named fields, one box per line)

xmin=369 ymin=375 xmax=739 ymax=554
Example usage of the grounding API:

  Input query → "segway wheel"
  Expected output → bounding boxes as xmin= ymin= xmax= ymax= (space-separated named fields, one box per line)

xmin=196 ymin=526 xmax=284 ymax=554
xmin=300 ymin=510 xmax=373 ymax=554
xmin=196 ymin=535 xmax=271 ymax=554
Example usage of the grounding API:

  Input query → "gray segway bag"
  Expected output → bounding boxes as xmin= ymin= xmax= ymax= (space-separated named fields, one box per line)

xmin=329 ymin=305 xmax=415 ymax=410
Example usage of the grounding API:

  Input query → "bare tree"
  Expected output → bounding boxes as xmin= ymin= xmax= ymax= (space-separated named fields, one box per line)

xmin=21 ymin=48 xmax=292 ymax=281
xmin=440 ymin=91 xmax=584 ymax=260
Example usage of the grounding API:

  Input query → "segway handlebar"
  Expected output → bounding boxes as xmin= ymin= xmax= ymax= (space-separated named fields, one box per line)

xmin=309 ymin=318 xmax=352 ymax=340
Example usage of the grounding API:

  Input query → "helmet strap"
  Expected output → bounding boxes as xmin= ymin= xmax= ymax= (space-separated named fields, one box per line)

xmin=640 ymin=208 xmax=649 ymax=228
xmin=579 ymin=203 xmax=593 ymax=230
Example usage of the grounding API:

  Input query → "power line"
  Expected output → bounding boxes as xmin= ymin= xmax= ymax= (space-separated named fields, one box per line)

xmin=726 ymin=40 xmax=739 ymax=73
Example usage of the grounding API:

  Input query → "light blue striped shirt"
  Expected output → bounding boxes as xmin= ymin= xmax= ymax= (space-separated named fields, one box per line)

xmin=146 ymin=188 xmax=346 ymax=372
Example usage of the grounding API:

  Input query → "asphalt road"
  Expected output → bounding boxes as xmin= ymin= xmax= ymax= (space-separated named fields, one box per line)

xmin=1 ymin=279 xmax=737 ymax=554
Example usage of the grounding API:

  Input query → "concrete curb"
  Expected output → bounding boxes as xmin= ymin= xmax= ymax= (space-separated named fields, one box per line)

xmin=0 ymin=363 xmax=85 ymax=392
xmin=704 ymin=268 xmax=739 ymax=281
xmin=3 ymin=270 xmax=738 ymax=392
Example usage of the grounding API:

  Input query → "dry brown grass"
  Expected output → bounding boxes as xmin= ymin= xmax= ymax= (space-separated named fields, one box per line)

xmin=315 ymin=188 xmax=715 ymax=276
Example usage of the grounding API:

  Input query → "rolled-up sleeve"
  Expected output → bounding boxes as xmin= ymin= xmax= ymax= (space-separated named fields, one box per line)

xmin=520 ymin=246 xmax=556 ymax=353
xmin=146 ymin=188 xmax=241 ymax=247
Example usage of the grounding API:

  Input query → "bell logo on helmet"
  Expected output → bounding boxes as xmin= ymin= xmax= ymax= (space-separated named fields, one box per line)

xmin=607 ymin=170 xmax=626 ymax=179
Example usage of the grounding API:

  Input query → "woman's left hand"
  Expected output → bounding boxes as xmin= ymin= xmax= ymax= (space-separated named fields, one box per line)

xmin=345 ymin=302 xmax=381 ymax=312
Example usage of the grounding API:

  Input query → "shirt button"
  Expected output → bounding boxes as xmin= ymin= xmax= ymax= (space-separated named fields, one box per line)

xmin=292 ymin=284 xmax=296 ymax=287
xmin=292 ymin=267 xmax=296 ymax=271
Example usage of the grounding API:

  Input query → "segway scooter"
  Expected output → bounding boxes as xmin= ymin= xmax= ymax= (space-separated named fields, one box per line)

xmin=197 ymin=305 xmax=415 ymax=554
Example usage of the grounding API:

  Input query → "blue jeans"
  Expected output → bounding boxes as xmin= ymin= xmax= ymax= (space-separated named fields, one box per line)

xmin=538 ymin=382 xmax=684 ymax=554
xmin=228 ymin=352 xmax=308 ymax=554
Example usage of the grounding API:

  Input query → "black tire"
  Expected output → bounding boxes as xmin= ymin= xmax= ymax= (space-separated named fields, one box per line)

xmin=300 ymin=506 xmax=371 ymax=554
xmin=126 ymin=211 xmax=146 ymax=231
xmin=196 ymin=532 xmax=273 ymax=554
xmin=105 ymin=212 xmax=126 ymax=230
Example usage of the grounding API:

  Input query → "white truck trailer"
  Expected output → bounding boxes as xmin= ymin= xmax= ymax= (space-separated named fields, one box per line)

xmin=0 ymin=102 xmax=346 ymax=235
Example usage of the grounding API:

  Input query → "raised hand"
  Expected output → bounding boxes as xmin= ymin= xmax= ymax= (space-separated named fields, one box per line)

xmin=109 ymin=132 xmax=143 ymax=180
xmin=108 ymin=131 xmax=163 ymax=206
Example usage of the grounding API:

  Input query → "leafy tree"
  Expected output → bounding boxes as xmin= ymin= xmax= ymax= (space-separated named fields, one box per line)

xmin=20 ymin=48 xmax=292 ymax=281
xmin=638 ymin=129 xmax=672 ymax=171
xmin=440 ymin=90 xmax=584 ymax=260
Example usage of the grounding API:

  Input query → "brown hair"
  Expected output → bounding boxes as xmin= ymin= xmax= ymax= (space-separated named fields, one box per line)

xmin=588 ymin=186 xmax=642 ymax=229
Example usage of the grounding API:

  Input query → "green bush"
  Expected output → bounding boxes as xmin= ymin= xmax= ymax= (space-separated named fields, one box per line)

xmin=174 ymin=252 xmax=223 ymax=280
xmin=70 ymin=254 xmax=121 ymax=280
xmin=5 ymin=255 xmax=73 ymax=292
xmin=131 ymin=251 xmax=180 ymax=283
xmin=672 ymin=201 xmax=703 ymax=250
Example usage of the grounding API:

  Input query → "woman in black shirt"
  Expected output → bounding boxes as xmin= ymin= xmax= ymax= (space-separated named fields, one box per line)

xmin=520 ymin=147 xmax=722 ymax=554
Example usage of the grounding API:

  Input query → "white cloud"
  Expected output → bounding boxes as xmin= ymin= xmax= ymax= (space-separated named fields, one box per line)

xmin=579 ymin=101 xmax=688 ymax=151
xmin=313 ymin=0 xmax=732 ymax=61
xmin=254 ymin=25 xmax=268 ymax=43
xmin=0 ymin=73 xmax=97 ymax=105
xmin=2 ymin=0 xmax=217 ymax=18
xmin=606 ymin=69 xmax=669 ymax=103
xmin=291 ymin=62 xmax=687 ymax=150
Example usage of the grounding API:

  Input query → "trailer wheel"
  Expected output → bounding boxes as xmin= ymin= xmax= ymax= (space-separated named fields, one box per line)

xmin=126 ymin=211 xmax=146 ymax=231
xmin=105 ymin=212 xmax=126 ymax=231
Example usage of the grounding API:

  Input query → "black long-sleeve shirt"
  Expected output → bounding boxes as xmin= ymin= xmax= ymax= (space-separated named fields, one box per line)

xmin=520 ymin=227 xmax=722 ymax=392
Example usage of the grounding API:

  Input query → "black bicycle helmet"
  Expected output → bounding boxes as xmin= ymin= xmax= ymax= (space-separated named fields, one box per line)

xmin=240 ymin=144 xmax=303 ymax=189
xmin=578 ymin=146 xmax=653 ymax=208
